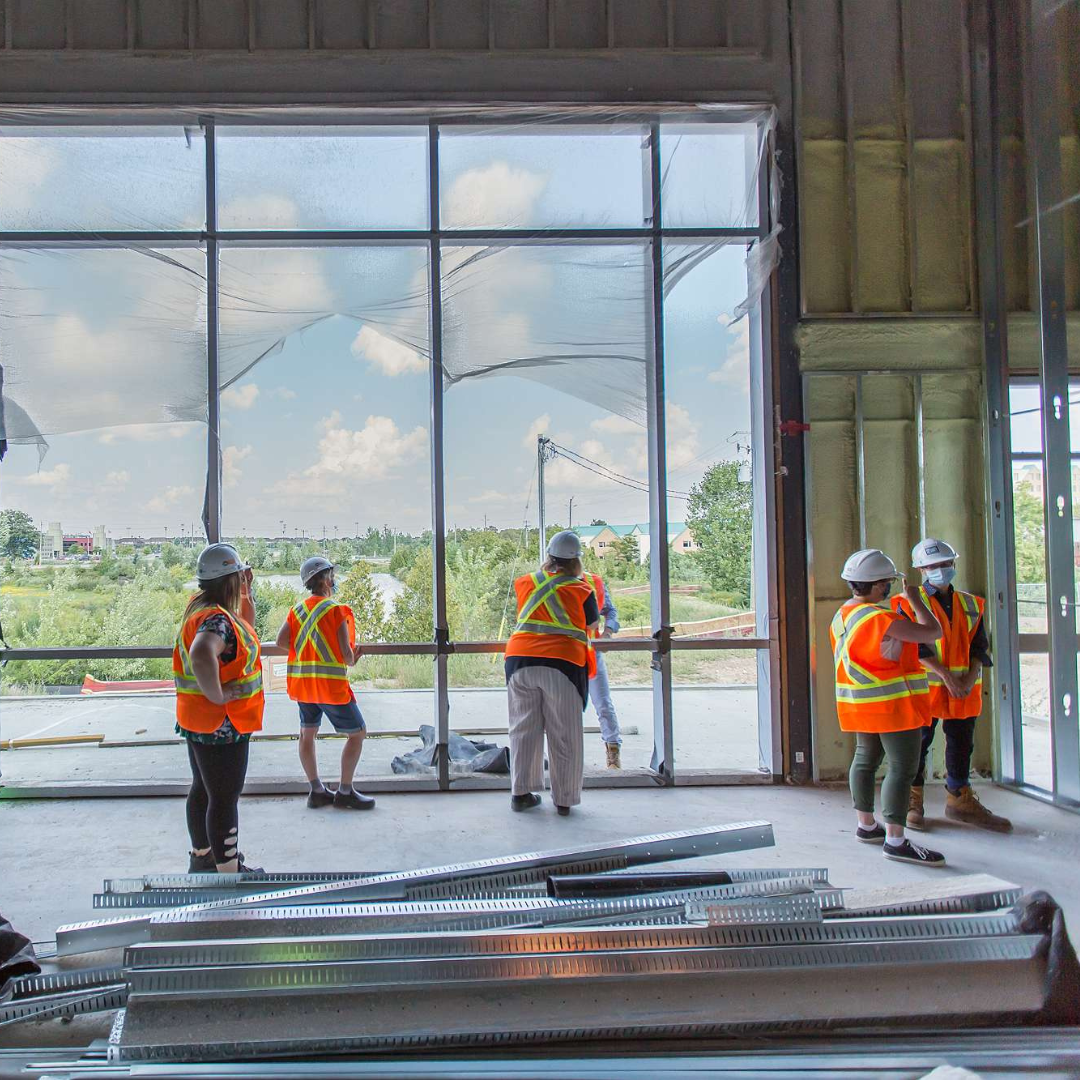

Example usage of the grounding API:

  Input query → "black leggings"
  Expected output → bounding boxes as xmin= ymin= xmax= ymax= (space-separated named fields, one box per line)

xmin=185 ymin=739 xmax=249 ymax=863
xmin=913 ymin=717 xmax=977 ymax=790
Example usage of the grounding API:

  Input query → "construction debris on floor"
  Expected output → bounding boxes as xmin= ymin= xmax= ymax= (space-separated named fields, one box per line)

xmin=2 ymin=821 xmax=1078 ymax=1068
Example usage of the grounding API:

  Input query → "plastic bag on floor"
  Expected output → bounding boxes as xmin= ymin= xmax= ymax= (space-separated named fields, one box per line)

xmin=391 ymin=724 xmax=509 ymax=776
xmin=0 ymin=913 xmax=40 ymax=1005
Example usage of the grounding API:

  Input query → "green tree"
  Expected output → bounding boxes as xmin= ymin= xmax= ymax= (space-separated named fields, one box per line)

xmin=686 ymin=460 xmax=752 ymax=605
xmin=609 ymin=533 xmax=642 ymax=577
xmin=338 ymin=560 xmax=387 ymax=642
xmin=1013 ymin=482 xmax=1046 ymax=584
xmin=386 ymin=548 xmax=463 ymax=642
xmin=0 ymin=510 xmax=40 ymax=559
xmin=589 ymin=518 xmax=608 ymax=526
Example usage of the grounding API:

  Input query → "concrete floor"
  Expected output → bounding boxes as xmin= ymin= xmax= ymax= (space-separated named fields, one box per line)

xmin=0 ymin=782 xmax=1076 ymax=947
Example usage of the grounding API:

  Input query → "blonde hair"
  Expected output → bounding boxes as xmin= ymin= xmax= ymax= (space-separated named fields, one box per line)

xmin=543 ymin=555 xmax=583 ymax=578
xmin=183 ymin=571 xmax=242 ymax=623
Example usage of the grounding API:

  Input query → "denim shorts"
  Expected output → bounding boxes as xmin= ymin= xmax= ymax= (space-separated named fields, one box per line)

xmin=298 ymin=698 xmax=366 ymax=734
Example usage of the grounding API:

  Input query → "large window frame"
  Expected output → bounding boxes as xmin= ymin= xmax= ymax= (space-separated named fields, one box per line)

xmin=0 ymin=107 xmax=778 ymax=791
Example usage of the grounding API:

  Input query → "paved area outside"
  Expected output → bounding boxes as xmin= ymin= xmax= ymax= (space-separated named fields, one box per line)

xmin=0 ymin=783 xmax=1074 ymax=948
xmin=0 ymin=686 xmax=763 ymax=788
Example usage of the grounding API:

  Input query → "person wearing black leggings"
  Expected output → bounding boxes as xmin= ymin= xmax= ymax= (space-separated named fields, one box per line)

xmin=172 ymin=543 xmax=267 ymax=873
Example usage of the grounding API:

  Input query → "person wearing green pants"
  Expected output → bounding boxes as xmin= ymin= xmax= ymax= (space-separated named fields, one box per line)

xmin=830 ymin=549 xmax=947 ymax=867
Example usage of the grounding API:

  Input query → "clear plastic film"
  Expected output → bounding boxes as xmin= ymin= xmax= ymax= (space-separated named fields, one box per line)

xmin=0 ymin=105 xmax=776 ymax=454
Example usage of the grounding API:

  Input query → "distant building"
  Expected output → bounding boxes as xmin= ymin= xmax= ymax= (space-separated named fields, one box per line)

xmin=575 ymin=522 xmax=698 ymax=564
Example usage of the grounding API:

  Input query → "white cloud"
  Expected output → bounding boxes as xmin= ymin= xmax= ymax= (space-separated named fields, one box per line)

xmin=443 ymin=162 xmax=547 ymax=229
xmin=468 ymin=489 xmax=509 ymax=505
xmin=590 ymin=415 xmax=644 ymax=436
xmin=708 ymin=314 xmax=751 ymax=390
xmin=523 ymin=414 xmax=551 ymax=449
xmin=96 ymin=422 xmax=201 ymax=445
xmin=102 ymin=469 xmax=130 ymax=493
xmin=147 ymin=484 xmax=196 ymax=514
xmin=14 ymin=462 xmax=71 ymax=491
xmin=351 ymin=325 xmax=427 ymax=377
xmin=269 ymin=386 xmax=297 ymax=400
xmin=219 ymin=192 xmax=303 ymax=230
xmin=276 ymin=414 xmax=428 ymax=498
xmin=221 ymin=383 xmax=260 ymax=410
xmin=223 ymin=444 xmax=253 ymax=489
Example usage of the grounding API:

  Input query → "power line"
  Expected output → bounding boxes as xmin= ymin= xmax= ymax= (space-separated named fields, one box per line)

xmin=547 ymin=440 xmax=691 ymax=500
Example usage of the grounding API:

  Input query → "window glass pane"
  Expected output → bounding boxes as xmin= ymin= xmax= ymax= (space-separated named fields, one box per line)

xmin=1012 ymin=461 xmax=1046 ymax=633
xmin=1019 ymin=653 xmax=1053 ymax=791
xmin=659 ymin=122 xmax=760 ymax=229
xmin=218 ymin=244 xmax=431 ymax=645
xmin=663 ymin=242 xmax=755 ymax=638
xmin=1009 ymin=383 xmax=1043 ymax=453
xmin=438 ymin=125 xmax=649 ymax=229
xmin=0 ymin=126 xmax=205 ymax=231
xmin=216 ymin=126 xmax=429 ymax=230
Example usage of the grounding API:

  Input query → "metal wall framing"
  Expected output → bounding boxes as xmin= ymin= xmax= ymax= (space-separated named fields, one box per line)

xmin=0 ymin=108 xmax=775 ymax=791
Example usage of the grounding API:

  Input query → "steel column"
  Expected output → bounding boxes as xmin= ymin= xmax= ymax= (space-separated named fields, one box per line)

xmin=427 ymin=121 xmax=450 ymax=791
xmin=203 ymin=117 xmax=221 ymax=543
xmin=914 ymin=373 xmax=926 ymax=537
xmin=1020 ymin=0 xmax=1080 ymax=802
xmin=971 ymin=0 xmax=1023 ymax=784
xmin=855 ymin=374 xmax=867 ymax=547
xmin=645 ymin=122 xmax=674 ymax=782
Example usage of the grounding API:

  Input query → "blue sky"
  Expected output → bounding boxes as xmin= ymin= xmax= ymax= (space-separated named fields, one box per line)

xmin=2 ymin=122 xmax=757 ymax=539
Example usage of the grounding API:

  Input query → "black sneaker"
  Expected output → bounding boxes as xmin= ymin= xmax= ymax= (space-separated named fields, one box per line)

xmin=334 ymin=788 xmax=375 ymax=811
xmin=307 ymin=787 xmax=335 ymax=809
xmin=882 ymin=838 xmax=946 ymax=867
xmin=856 ymin=823 xmax=886 ymax=844
xmin=556 ymin=805 xmax=571 ymax=817
xmin=235 ymin=859 xmax=264 ymax=873
xmin=188 ymin=850 xmax=217 ymax=873
xmin=511 ymin=793 xmax=542 ymax=812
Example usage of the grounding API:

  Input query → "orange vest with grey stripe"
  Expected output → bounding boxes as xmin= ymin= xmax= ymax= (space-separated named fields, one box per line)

xmin=829 ymin=600 xmax=931 ymax=733
xmin=286 ymin=596 xmax=356 ymax=705
xmin=893 ymin=588 xmax=985 ymax=719
xmin=173 ymin=605 xmax=264 ymax=734
xmin=505 ymin=571 xmax=597 ymax=678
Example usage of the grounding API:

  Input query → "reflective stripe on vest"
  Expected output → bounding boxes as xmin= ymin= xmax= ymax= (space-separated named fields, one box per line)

xmin=173 ymin=607 xmax=263 ymax=700
xmin=513 ymin=572 xmax=589 ymax=643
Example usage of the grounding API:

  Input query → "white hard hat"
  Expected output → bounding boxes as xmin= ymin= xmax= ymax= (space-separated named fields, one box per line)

xmin=911 ymin=537 xmax=959 ymax=569
xmin=300 ymin=555 xmax=335 ymax=585
xmin=840 ymin=548 xmax=900 ymax=583
xmin=547 ymin=530 xmax=584 ymax=559
xmin=196 ymin=543 xmax=250 ymax=582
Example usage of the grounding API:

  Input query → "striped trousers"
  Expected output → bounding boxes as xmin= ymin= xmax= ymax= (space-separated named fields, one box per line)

xmin=507 ymin=665 xmax=585 ymax=808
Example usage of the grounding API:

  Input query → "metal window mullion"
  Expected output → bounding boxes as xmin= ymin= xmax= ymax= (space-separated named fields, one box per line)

xmin=428 ymin=122 xmax=450 ymax=792
xmin=646 ymin=122 xmax=673 ymax=784
xmin=855 ymin=373 xmax=867 ymax=547
xmin=204 ymin=116 xmax=221 ymax=545
xmin=971 ymin=0 xmax=1022 ymax=784
xmin=1021 ymin=0 xmax=1079 ymax=803
xmin=914 ymin=372 xmax=926 ymax=537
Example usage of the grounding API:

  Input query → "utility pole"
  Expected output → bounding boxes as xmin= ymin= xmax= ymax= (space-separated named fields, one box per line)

xmin=568 ymin=495 xmax=574 ymax=530
xmin=537 ymin=434 xmax=550 ymax=563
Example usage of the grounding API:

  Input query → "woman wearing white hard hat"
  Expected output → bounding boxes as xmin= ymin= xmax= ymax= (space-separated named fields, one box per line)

xmin=504 ymin=529 xmax=601 ymax=816
xmin=831 ymin=548 xmax=946 ymax=866
xmin=172 ymin=542 xmax=264 ymax=873
xmin=895 ymin=538 xmax=1009 ymax=832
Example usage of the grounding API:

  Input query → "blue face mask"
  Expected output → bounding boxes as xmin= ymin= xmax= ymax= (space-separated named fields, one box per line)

xmin=330 ymin=580 xmax=338 ymax=595
xmin=924 ymin=566 xmax=956 ymax=591
xmin=880 ymin=580 xmax=893 ymax=600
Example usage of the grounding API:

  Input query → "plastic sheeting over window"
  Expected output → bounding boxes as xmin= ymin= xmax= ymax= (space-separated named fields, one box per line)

xmin=0 ymin=105 xmax=776 ymax=477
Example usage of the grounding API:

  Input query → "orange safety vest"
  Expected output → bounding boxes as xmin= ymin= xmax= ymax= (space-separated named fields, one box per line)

xmin=173 ymin=604 xmax=264 ymax=734
xmin=583 ymin=571 xmax=606 ymax=639
xmin=829 ymin=600 xmax=931 ymax=733
xmin=505 ymin=570 xmax=597 ymax=678
xmin=286 ymin=596 xmax=356 ymax=705
xmin=893 ymin=587 xmax=985 ymax=719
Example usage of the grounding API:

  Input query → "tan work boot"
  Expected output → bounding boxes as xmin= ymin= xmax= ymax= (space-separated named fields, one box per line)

xmin=945 ymin=786 xmax=1013 ymax=833
xmin=906 ymin=785 xmax=926 ymax=831
xmin=605 ymin=743 xmax=622 ymax=769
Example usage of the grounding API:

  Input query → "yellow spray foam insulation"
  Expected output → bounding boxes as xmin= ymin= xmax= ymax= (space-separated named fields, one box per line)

xmin=809 ymin=422 xmax=858 ymax=599
xmin=805 ymin=374 xmax=855 ymax=421
xmin=800 ymin=140 xmax=851 ymax=314
xmin=797 ymin=320 xmax=981 ymax=371
xmin=862 ymin=420 xmax=918 ymax=563
xmin=913 ymin=140 xmax=972 ymax=313
xmin=813 ymin=597 xmax=856 ymax=778
xmin=861 ymin=374 xmax=914 ymax=421
xmin=1000 ymin=138 xmax=1032 ymax=312
xmin=1062 ymin=136 xmax=1079 ymax=311
xmin=854 ymin=140 xmax=908 ymax=312
xmin=921 ymin=373 xmax=981 ymax=420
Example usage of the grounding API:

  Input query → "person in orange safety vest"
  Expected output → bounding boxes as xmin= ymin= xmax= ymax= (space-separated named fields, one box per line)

xmin=173 ymin=543 xmax=265 ymax=874
xmin=832 ymin=548 xmax=946 ymax=867
xmin=275 ymin=556 xmax=373 ymax=812
xmin=582 ymin=569 xmax=623 ymax=769
xmin=505 ymin=530 xmax=600 ymax=817
xmin=894 ymin=537 xmax=1010 ymax=833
